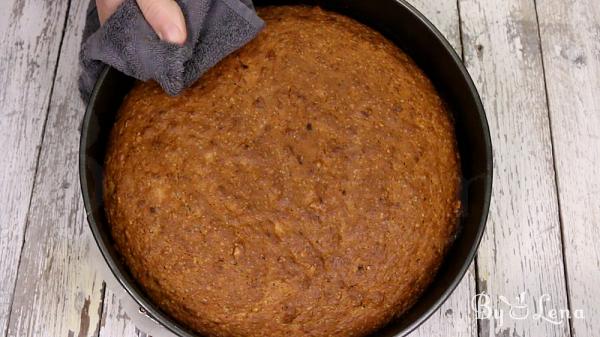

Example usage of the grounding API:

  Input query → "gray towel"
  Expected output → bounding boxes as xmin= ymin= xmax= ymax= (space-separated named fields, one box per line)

xmin=79 ymin=0 xmax=264 ymax=101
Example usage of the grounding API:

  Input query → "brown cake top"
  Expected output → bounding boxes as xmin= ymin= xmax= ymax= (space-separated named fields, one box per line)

xmin=104 ymin=6 xmax=461 ymax=337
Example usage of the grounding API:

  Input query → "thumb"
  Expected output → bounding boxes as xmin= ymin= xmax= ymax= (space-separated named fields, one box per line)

xmin=96 ymin=0 xmax=125 ymax=24
xmin=137 ymin=0 xmax=187 ymax=45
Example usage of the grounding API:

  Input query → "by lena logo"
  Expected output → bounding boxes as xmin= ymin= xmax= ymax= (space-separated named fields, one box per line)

xmin=471 ymin=291 xmax=584 ymax=327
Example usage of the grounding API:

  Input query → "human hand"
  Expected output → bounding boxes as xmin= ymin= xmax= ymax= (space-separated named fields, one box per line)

xmin=96 ymin=0 xmax=187 ymax=45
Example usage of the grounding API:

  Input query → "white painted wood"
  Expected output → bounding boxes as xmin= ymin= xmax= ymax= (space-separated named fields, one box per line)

xmin=536 ymin=1 xmax=600 ymax=336
xmin=458 ymin=0 xmax=571 ymax=336
xmin=4 ymin=0 xmax=105 ymax=336
xmin=406 ymin=0 xmax=462 ymax=52
xmin=96 ymin=241 xmax=178 ymax=337
xmin=410 ymin=265 xmax=477 ymax=337
xmin=0 ymin=0 xmax=70 ymax=335
xmin=99 ymin=288 xmax=145 ymax=337
xmin=405 ymin=1 xmax=477 ymax=336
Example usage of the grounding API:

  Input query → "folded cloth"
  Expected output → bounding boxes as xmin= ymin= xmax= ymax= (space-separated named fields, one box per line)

xmin=79 ymin=0 xmax=264 ymax=101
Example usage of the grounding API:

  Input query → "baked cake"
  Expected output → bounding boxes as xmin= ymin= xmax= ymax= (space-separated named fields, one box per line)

xmin=104 ymin=6 xmax=461 ymax=337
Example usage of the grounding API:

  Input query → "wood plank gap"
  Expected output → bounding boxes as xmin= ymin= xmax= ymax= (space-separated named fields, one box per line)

xmin=456 ymin=0 xmax=467 ymax=62
xmin=530 ymin=1 xmax=575 ymax=336
xmin=474 ymin=260 xmax=482 ymax=337
xmin=1 ymin=1 xmax=73 ymax=336
xmin=96 ymin=282 xmax=107 ymax=337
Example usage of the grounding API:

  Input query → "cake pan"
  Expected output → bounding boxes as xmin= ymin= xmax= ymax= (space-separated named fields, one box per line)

xmin=79 ymin=0 xmax=493 ymax=336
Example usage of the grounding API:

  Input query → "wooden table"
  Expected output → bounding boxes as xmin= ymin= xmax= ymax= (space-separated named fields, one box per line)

xmin=0 ymin=0 xmax=598 ymax=336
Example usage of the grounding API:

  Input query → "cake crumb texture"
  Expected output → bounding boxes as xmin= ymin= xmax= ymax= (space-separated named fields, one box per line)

xmin=104 ymin=6 xmax=461 ymax=337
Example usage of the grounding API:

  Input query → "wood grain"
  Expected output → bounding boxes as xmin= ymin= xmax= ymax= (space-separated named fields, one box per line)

xmin=536 ymin=0 xmax=600 ymax=336
xmin=99 ymin=288 xmax=146 ymax=337
xmin=4 ymin=0 xmax=105 ymax=336
xmin=458 ymin=0 xmax=570 ymax=336
xmin=0 ymin=0 xmax=70 ymax=335
xmin=407 ymin=0 xmax=462 ymax=51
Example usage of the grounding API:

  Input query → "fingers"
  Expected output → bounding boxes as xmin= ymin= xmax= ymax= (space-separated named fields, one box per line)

xmin=96 ymin=0 xmax=124 ymax=24
xmin=96 ymin=0 xmax=187 ymax=45
xmin=137 ymin=0 xmax=187 ymax=45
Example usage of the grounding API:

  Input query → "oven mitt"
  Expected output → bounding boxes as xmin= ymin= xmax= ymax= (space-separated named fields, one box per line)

xmin=79 ymin=0 xmax=265 ymax=101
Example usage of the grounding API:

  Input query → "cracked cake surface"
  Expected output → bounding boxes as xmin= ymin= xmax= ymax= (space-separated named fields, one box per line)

xmin=104 ymin=6 xmax=461 ymax=337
